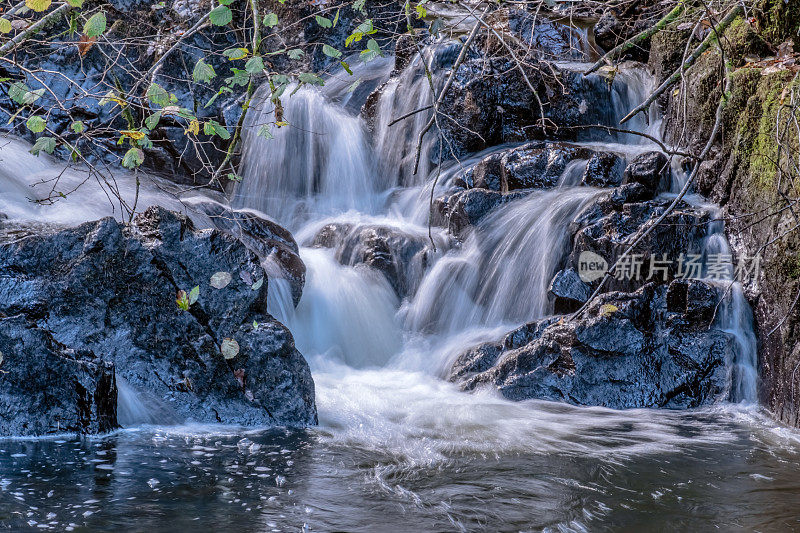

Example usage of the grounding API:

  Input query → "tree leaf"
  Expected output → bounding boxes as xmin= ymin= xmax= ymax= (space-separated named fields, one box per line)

xmin=144 ymin=111 xmax=161 ymax=130
xmin=83 ymin=12 xmax=106 ymax=38
xmin=221 ymin=338 xmax=239 ymax=359
xmin=210 ymin=271 xmax=232 ymax=289
xmin=218 ymin=0 xmax=234 ymax=5
xmin=209 ymin=5 xmax=232 ymax=26
xmin=298 ymin=72 xmax=324 ymax=86
xmin=66 ymin=0 xmax=84 ymax=7
xmin=251 ymin=278 xmax=263 ymax=290
xmin=192 ymin=58 xmax=216 ymax=83
xmin=71 ymin=120 xmax=85 ymax=133
xmin=188 ymin=285 xmax=200 ymax=305
xmin=226 ymin=172 xmax=242 ymax=181
xmin=257 ymin=125 xmax=273 ymax=139
xmin=185 ymin=119 xmax=199 ymax=135
xmin=322 ymin=44 xmax=341 ymax=58
xmin=245 ymin=55 xmax=264 ymax=74
xmin=0 ymin=18 xmax=12 ymax=34
xmin=9 ymin=82 xmax=44 ymax=105
xmin=26 ymin=115 xmax=46 ymax=133
xmin=223 ymin=47 xmax=249 ymax=60
xmin=121 ymin=129 xmax=146 ymax=140
xmin=262 ymin=12 xmax=278 ymax=27
xmin=147 ymin=83 xmax=170 ymax=107
xmin=29 ymin=136 xmax=56 ymax=156
xmin=121 ymin=147 xmax=144 ymax=169
xmin=287 ymin=48 xmax=303 ymax=60
xmin=25 ymin=0 xmax=51 ymax=13
xmin=315 ymin=15 xmax=332 ymax=28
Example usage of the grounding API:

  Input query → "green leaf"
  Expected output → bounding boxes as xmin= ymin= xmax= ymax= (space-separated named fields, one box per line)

xmin=257 ymin=124 xmax=273 ymax=139
xmin=322 ymin=44 xmax=341 ymax=58
xmin=218 ymin=0 xmax=235 ymax=4
xmin=251 ymin=278 xmax=263 ymax=290
xmin=188 ymin=285 xmax=200 ymax=305
xmin=29 ymin=136 xmax=56 ymax=156
xmin=66 ymin=0 xmax=83 ymax=7
xmin=345 ymin=19 xmax=374 ymax=47
xmin=227 ymin=173 xmax=242 ymax=182
xmin=347 ymin=79 xmax=362 ymax=93
xmin=0 ymin=18 xmax=11 ymax=34
xmin=25 ymin=0 xmax=51 ymax=13
xmin=360 ymin=38 xmax=382 ymax=62
xmin=210 ymin=271 xmax=232 ymax=289
xmin=121 ymin=147 xmax=144 ymax=169
xmin=262 ymin=12 xmax=278 ymax=27
xmin=286 ymin=48 xmax=303 ymax=60
xmin=26 ymin=115 xmax=46 ymax=133
xmin=333 ymin=8 xmax=339 ymax=27
xmin=315 ymin=15 xmax=332 ymax=28
xmin=221 ymin=338 xmax=239 ymax=359
xmin=71 ymin=120 xmax=85 ymax=133
xmin=252 ymin=320 xmax=258 ymax=330
xmin=223 ymin=47 xmax=249 ymax=60
xmin=353 ymin=0 xmax=366 ymax=13
xmin=225 ymin=68 xmax=250 ymax=87
xmin=9 ymin=82 xmax=44 ymax=105
xmin=144 ymin=111 xmax=161 ymax=130
xmin=209 ymin=5 xmax=232 ymax=26
xmin=83 ymin=12 xmax=107 ymax=38
xmin=340 ymin=60 xmax=352 ymax=75
xmin=245 ymin=56 xmax=264 ymax=74
xmin=298 ymin=72 xmax=324 ymax=86
xmin=204 ymin=120 xmax=230 ymax=140
xmin=146 ymin=83 xmax=170 ymax=107
xmin=192 ymin=58 xmax=217 ymax=83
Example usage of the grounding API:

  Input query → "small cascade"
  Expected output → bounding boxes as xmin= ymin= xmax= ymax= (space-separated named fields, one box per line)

xmin=702 ymin=215 xmax=759 ymax=403
xmin=116 ymin=377 xmax=181 ymax=427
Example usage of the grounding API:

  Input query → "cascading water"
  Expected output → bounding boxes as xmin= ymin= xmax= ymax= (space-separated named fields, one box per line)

xmin=1 ymin=20 xmax=787 ymax=533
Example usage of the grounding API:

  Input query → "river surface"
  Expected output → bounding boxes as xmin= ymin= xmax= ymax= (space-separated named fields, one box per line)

xmin=1 ymin=29 xmax=800 ymax=532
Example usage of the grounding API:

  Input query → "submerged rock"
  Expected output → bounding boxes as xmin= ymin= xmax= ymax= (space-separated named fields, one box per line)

xmin=450 ymin=284 xmax=733 ymax=409
xmin=0 ymin=207 xmax=316 ymax=436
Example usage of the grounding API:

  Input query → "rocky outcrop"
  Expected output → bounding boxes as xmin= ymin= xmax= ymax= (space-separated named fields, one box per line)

xmin=0 ymin=207 xmax=316 ymax=436
xmin=310 ymin=222 xmax=445 ymax=298
xmin=647 ymin=3 xmax=800 ymax=426
xmin=450 ymin=282 xmax=733 ymax=408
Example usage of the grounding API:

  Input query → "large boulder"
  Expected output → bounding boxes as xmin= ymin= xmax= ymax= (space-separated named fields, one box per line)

xmin=0 ymin=207 xmax=316 ymax=436
xmin=0 ymin=317 xmax=118 ymax=436
xmin=450 ymin=283 xmax=733 ymax=409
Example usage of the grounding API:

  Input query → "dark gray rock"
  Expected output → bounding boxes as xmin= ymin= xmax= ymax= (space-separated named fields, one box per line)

xmin=0 ymin=207 xmax=316 ymax=436
xmin=666 ymin=278 xmax=720 ymax=329
xmin=436 ymin=188 xmax=529 ymax=238
xmin=582 ymin=151 xmax=626 ymax=187
xmin=450 ymin=284 xmax=733 ymax=409
xmin=549 ymin=268 xmax=591 ymax=313
xmin=0 ymin=317 xmax=118 ymax=436
xmin=622 ymin=151 xmax=671 ymax=196
xmin=310 ymin=222 xmax=443 ymax=298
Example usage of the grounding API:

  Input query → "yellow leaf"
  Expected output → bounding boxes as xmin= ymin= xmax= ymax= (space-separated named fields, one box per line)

xmin=185 ymin=119 xmax=199 ymax=135
xmin=0 ymin=18 xmax=11 ymax=34
xmin=120 ymin=130 xmax=145 ymax=140
xmin=25 ymin=0 xmax=51 ymax=12
xmin=599 ymin=304 xmax=619 ymax=317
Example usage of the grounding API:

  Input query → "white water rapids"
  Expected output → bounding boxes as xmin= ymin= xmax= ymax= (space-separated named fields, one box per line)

xmin=0 ymin=38 xmax=777 ymax=532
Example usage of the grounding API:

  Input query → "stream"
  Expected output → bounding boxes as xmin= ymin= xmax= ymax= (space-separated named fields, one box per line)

xmin=1 ymin=32 xmax=800 ymax=532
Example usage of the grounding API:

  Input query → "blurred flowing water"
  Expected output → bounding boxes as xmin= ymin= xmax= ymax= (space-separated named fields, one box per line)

xmin=0 ymin=37 xmax=797 ymax=531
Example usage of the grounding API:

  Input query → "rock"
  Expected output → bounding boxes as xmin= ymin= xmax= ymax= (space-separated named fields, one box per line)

xmin=436 ymin=188 xmax=530 ymax=238
xmin=593 ymin=11 xmax=622 ymax=52
xmin=569 ymin=197 xmax=709 ymax=293
xmin=582 ymin=151 xmax=625 ymax=187
xmin=549 ymin=268 xmax=591 ymax=313
xmin=311 ymin=222 xmax=443 ymax=298
xmin=0 ymin=317 xmax=118 ymax=436
xmin=450 ymin=284 xmax=733 ymax=409
xmin=0 ymin=207 xmax=316 ymax=435
xmin=666 ymin=278 xmax=720 ymax=329
xmin=622 ymin=151 xmax=670 ymax=196
xmin=196 ymin=202 xmax=306 ymax=306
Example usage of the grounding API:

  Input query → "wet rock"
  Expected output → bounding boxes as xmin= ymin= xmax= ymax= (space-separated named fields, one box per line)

xmin=549 ymin=268 xmax=591 ymax=313
xmin=622 ymin=151 xmax=670 ymax=196
xmin=666 ymin=278 xmax=720 ymax=329
xmin=437 ymin=188 xmax=529 ymax=238
xmin=0 ymin=207 xmax=317 ymax=435
xmin=450 ymin=284 xmax=733 ymax=409
xmin=569 ymin=197 xmax=709 ymax=293
xmin=593 ymin=11 xmax=622 ymax=52
xmin=311 ymin=222 xmax=442 ymax=298
xmin=582 ymin=152 xmax=625 ymax=187
xmin=196 ymin=202 xmax=306 ymax=306
xmin=0 ymin=317 xmax=118 ymax=436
